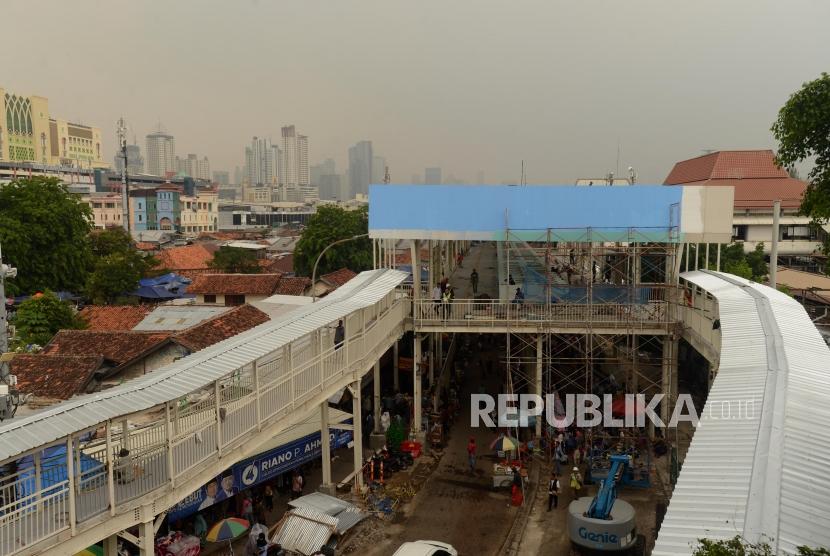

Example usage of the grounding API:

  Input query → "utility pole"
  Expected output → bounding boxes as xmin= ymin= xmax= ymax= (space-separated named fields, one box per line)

xmin=383 ymin=166 xmax=390 ymax=184
xmin=118 ymin=118 xmax=131 ymax=233
xmin=770 ymin=200 xmax=781 ymax=288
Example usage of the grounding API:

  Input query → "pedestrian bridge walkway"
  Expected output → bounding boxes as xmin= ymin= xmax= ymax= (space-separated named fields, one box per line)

xmin=655 ymin=270 xmax=830 ymax=555
xmin=0 ymin=269 xmax=409 ymax=556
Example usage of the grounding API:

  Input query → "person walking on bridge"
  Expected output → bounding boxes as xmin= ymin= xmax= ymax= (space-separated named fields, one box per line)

xmin=470 ymin=268 xmax=479 ymax=295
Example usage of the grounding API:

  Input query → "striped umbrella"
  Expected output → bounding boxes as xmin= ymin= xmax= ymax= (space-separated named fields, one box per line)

xmin=75 ymin=546 xmax=103 ymax=556
xmin=206 ymin=517 xmax=250 ymax=543
xmin=490 ymin=434 xmax=519 ymax=452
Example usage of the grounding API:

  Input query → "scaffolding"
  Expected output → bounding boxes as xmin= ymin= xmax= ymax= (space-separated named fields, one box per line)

xmin=500 ymin=227 xmax=681 ymax=450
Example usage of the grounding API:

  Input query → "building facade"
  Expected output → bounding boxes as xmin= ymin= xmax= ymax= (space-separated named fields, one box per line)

xmin=245 ymin=136 xmax=276 ymax=186
xmin=1 ymin=87 xmax=104 ymax=168
xmin=114 ymin=144 xmax=145 ymax=175
xmin=85 ymin=193 xmax=125 ymax=229
xmin=146 ymin=131 xmax=176 ymax=176
xmin=664 ymin=150 xmax=825 ymax=261
xmin=176 ymin=153 xmax=210 ymax=180
xmin=348 ymin=140 xmax=373 ymax=199
xmin=180 ymin=189 xmax=218 ymax=234
xmin=281 ymin=125 xmax=309 ymax=189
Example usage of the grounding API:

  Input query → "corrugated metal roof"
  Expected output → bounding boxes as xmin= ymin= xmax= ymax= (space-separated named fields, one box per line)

xmin=288 ymin=492 xmax=367 ymax=534
xmin=654 ymin=270 xmax=830 ymax=555
xmin=133 ymin=305 xmax=227 ymax=331
xmin=271 ymin=506 xmax=337 ymax=556
xmin=0 ymin=269 xmax=408 ymax=463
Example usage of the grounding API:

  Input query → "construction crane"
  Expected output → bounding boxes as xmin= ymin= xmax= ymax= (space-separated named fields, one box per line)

xmin=567 ymin=455 xmax=644 ymax=553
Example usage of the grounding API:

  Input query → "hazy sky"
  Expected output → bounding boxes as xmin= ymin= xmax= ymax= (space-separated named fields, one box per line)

xmin=3 ymin=0 xmax=829 ymax=184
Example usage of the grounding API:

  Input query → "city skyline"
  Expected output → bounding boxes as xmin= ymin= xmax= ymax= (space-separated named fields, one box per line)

xmin=3 ymin=1 xmax=830 ymax=185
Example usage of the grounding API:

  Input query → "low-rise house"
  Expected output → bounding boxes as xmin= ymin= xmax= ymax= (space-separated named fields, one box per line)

xmin=79 ymin=305 xmax=153 ymax=331
xmin=10 ymin=355 xmax=105 ymax=404
xmin=155 ymin=243 xmax=218 ymax=280
xmin=310 ymin=268 xmax=357 ymax=298
xmin=188 ymin=273 xmax=284 ymax=305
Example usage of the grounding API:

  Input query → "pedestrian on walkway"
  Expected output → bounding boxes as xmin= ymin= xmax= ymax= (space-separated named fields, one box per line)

xmin=569 ymin=248 xmax=576 ymax=265
xmin=291 ymin=470 xmax=304 ymax=500
xmin=242 ymin=494 xmax=255 ymax=524
xmin=334 ymin=320 xmax=345 ymax=350
xmin=432 ymin=283 xmax=442 ymax=316
xmin=263 ymin=484 xmax=274 ymax=512
xmin=467 ymin=437 xmax=477 ymax=474
xmin=457 ymin=252 xmax=464 ymax=268
xmin=570 ymin=466 xmax=583 ymax=500
xmin=442 ymin=285 xmax=453 ymax=319
xmin=470 ymin=268 xmax=479 ymax=294
xmin=512 ymin=287 xmax=525 ymax=305
xmin=547 ymin=472 xmax=561 ymax=511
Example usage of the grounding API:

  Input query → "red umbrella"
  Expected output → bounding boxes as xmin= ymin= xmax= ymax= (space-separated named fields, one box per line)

xmin=610 ymin=396 xmax=646 ymax=418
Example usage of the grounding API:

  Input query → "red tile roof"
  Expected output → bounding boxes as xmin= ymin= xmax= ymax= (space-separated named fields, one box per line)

xmin=274 ymin=276 xmax=310 ymax=296
xmin=156 ymin=244 xmax=217 ymax=273
xmin=42 ymin=330 xmax=172 ymax=367
xmin=664 ymin=150 xmax=789 ymax=184
xmin=11 ymin=354 xmax=104 ymax=399
xmin=174 ymin=305 xmax=270 ymax=352
xmin=188 ymin=273 xmax=283 ymax=295
xmin=135 ymin=242 xmax=158 ymax=251
xmin=268 ymin=254 xmax=295 ymax=274
xmin=664 ymin=150 xmax=806 ymax=209
xmin=258 ymin=258 xmax=287 ymax=274
xmin=79 ymin=305 xmax=153 ymax=331
xmin=320 ymin=268 xmax=357 ymax=288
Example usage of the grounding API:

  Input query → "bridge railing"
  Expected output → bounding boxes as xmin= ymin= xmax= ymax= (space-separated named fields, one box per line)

xmin=412 ymin=298 xmax=671 ymax=328
xmin=0 ymin=292 xmax=408 ymax=556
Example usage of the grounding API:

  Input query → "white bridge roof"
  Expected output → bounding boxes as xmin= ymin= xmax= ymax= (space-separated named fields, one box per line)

xmin=0 ymin=269 xmax=408 ymax=463
xmin=654 ymin=270 xmax=830 ymax=554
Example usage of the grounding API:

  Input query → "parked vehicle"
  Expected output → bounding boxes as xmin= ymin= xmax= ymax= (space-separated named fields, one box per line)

xmin=392 ymin=540 xmax=458 ymax=556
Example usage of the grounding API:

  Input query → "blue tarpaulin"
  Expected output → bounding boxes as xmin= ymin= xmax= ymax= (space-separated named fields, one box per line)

xmin=16 ymin=445 xmax=102 ymax=502
xmin=139 ymin=273 xmax=191 ymax=287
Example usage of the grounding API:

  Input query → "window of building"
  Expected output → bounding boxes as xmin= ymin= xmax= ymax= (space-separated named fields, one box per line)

xmin=782 ymin=225 xmax=815 ymax=240
xmin=138 ymin=214 xmax=143 ymax=222
xmin=204 ymin=294 xmax=216 ymax=303
xmin=225 ymin=294 xmax=245 ymax=306
xmin=732 ymin=225 xmax=748 ymax=241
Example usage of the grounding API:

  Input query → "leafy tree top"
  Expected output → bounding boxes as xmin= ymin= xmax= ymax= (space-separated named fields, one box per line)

xmin=0 ymin=177 xmax=93 ymax=295
xmin=209 ymin=246 xmax=261 ymax=274
xmin=772 ymin=72 xmax=830 ymax=222
xmin=693 ymin=536 xmax=829 ymax=556
xmin=13 ymin=290 xmax=85 ymax=347
xmin=293 ymin=205 xmax=371 ymax=277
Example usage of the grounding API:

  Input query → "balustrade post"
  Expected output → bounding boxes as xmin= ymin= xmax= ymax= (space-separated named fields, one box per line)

xmin=106 ymin=421 xmax=116 ymax=516
xmin=34 ymin=451 xmax=42 ymax=512
xmin=165 ymin=403 xmax=175 ymax=486
xmin=215 ymin=380 xmax=223 ymax=453
xmin=66 ymin=435 xmax=77 ymax=534
xmin=253 ymin=361 xmax=262 ymax=430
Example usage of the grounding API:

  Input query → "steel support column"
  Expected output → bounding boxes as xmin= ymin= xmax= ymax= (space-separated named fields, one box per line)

xmin=393 ymin=340 xmax=399 ymax=392
xmin=320 ymin=402 xmax=332 ymax=488
xmin=535 ymin=335 xmax=543 ymax=438
xmin=413 ymin=334 xmax=422 ymax=435
xmin=138 ymin=520 xmax=154 ymax=556
xmin=351 ymin=379 xmax=363 ymax=490
xmin=373 ymin=360 xmax=381 ymax=432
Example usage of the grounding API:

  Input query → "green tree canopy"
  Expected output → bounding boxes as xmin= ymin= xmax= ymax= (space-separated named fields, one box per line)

xmin=772 ymin=72 xmax=830 ymax=223
xmin=88 ymin=227 xmax=133 ymax=259
xmin=0 ymin=177 xmax=93 ymax=296
xmin=293 ymin=205 xmax=371 ymax=277
xmin=209 ymin=246 xmax=261 ymax=274
xmin=86 ymin=251 xmax=148 ymax=305
xmin=13 ymin=291 xmax=85 ymax=347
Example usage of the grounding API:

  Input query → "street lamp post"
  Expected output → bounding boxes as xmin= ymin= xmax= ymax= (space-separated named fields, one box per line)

xmin=311 ymin=234 xmax=369 ymax=302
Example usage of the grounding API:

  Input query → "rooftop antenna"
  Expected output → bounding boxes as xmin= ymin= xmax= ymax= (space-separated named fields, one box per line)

xmin=616 ymin=139 xmax=621 ymax=178
xmin=383 ymin=166 xmax=390 ymax=184
xmin=628 ymin=166 xmax=637 ymax=185
xmin=117 ymin=117 xmax=131 ymax=232
xmin=520 ymin=160 xmax=527 ymax=186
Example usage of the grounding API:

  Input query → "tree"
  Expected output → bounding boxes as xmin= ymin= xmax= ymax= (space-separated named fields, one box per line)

xmin=13 ymin=291 xmax=85 ymax=347
xmin=86 ymin=251 xmax=147 ymax=305
xmin=745 ymin=243 xmax=769 ymax=282
xmin=85 ymin=227 xmax=158 ymax=303
xmin=88 ymin=227 xmax=133 ymax=259
xmin=210 ymin=246 xmax=260 ymax=274
xmin=693 ymin=536 xmax=829 ymax=556
xmin=293 ymin=205 xmax=371 ymax=277
xmin=772 ymin=73 xmax=830 ymax=224
xmin=0 ymin=177 xmax=93 ymax=295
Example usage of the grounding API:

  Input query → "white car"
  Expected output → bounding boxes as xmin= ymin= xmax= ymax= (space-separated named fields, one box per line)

xmin=392 ymin=540 xmax=458 ymax=556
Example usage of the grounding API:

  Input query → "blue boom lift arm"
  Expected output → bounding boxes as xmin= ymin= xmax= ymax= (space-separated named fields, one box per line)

xmin=586 ymin=454 xmax=631 ymax=519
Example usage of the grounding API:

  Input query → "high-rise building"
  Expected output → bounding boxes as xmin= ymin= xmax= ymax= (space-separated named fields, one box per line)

xmin=0 ymin=87 xmax=105 ymax=168
xmin=272 ymin=144 xmax=283 ymax=184
xmin=310 ymin=158 xmax=336 ymax=185
xmin=233 ymin=166 xmax=244 ymax=186
xmin=114 ymin=144 xmax=144 ymax=175
xmin=319 ymin=174 xmax=343 ymax=201
xmin=372 ymin=156 xmax=386 ymax=184
xmin=281 ymin=125 xmax=309 ymax=187
xmin=146 ymin=130 xmax=176 ymax=176
xmin=425 ymin=167 xmax=442 ymax=184
xmin=245 ymin=136 xmax=276 ymax=186
xmin=348 ymin=140 xmax=373 ymax=199
xmin=176 ymin=154 xmax=210 ymax=180
xmin=213 ymin=170 xmax=230 ymax=185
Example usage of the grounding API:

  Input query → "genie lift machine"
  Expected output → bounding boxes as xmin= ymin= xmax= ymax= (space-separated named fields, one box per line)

xmin=567 ymin=455 xmax=646 ymax=554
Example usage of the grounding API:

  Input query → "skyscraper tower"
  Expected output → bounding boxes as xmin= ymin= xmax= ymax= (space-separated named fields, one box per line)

xmin=281 ymin=125 xmax=309 ymax=201
xmin=348 ymin=140 xmax=373 ymax=199
xmin=145 ymin=126 xmax=175 ymax=176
